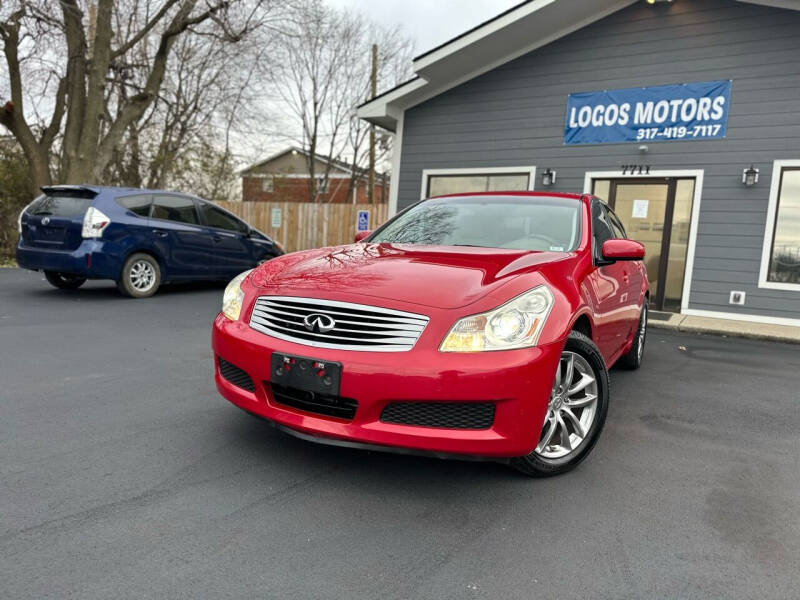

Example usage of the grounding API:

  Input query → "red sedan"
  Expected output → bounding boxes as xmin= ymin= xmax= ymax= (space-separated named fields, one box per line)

xmin=212 ymin=192 xmax=648 ymax=476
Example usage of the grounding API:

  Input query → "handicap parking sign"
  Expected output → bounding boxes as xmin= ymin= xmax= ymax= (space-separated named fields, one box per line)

xmin=357 ymin=210 xmax=370 ymax=232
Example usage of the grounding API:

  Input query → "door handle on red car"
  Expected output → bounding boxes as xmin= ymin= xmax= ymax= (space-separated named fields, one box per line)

xmin=152 ymin=229 xmax=168 ymax=238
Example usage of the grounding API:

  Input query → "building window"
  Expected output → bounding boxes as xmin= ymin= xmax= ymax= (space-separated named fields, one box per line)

xmin=764 ymin=165 xmax=800 ymax=286
xmin=262 ymin=176 xmax=274 ymax=193
xmin=317 ymin=177 xmax=329 ymax=195
xmin=421 ymin=167 xmax=535 ymax=199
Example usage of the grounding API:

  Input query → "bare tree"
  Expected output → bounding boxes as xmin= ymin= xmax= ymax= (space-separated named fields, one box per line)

xmin=342 ymin=23 xmax=413 ymax=204
xmin=0 ymin=0 xmax=281 ymax=195
xmin=265 ymin=0 xmax=413 ymax=204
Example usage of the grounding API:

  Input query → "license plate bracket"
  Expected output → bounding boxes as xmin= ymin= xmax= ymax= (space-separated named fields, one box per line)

xmin=270 ymin=353 xmax=342 ymax=396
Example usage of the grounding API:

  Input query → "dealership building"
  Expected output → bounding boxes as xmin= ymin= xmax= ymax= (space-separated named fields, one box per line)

xmin=358 ymin=0 xmax=800 ymax=326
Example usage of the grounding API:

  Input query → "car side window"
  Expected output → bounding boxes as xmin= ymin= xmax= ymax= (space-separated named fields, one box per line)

xmin=151 ymin=195 xmax=199 ymax=225
xmin=199 ymin=203 xmax=246 ymax=233
xmin=606 ymin=208 xmax=627 ymax=239
xmin=116 ymin=194 xmax=151 ymax=217
xmin=592 ymin=202 xmax=615 ymax=261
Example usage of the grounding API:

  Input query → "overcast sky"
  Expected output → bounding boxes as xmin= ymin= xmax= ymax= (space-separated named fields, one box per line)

xmin=327 ymin=0 xmax=520 ymax=56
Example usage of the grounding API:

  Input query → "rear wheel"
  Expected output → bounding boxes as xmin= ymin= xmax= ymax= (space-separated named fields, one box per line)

xmin=511 ymin=331 xmax=609 ymax=477
xmin=44 ymin=271 xmax=87 ymax=290
xmin=117 ymin=253 xmax=161 ymax=298
xmin=617 ymin=302 xmax=647 ymax=370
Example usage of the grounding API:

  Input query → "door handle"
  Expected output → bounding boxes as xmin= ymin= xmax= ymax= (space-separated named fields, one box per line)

xmin=152 ymin=229 xmax=168 ymax=238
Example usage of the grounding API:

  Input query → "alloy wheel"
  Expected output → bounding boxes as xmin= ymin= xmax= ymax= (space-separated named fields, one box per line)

xmin=129 ymin=260 xmax=156 ymax=292
xmin=638 ymin=305 xmax=647 ymax=361
xmin=535 ymin=351 xmax=599 ymax=460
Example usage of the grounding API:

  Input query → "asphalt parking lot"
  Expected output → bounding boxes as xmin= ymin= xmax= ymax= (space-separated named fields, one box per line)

xmin=1 ymin=267 xmax=799 ymax=599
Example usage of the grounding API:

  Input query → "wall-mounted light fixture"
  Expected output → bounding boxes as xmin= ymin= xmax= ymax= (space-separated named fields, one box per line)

xmin=742 ymin=165 xmax=759 ymax=186
xmin=541 ymin=168 xmax=557 ymax=186
xmin=646 ymin=0 xmax=674 ymax=4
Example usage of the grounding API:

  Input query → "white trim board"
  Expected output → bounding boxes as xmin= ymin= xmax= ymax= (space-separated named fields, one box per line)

xmin=583 ymin=169 xmax=705 ymax=314
xmin=758 ymin=159 xmax=800 ymax=292
xmin=420 ymin=166 xmax=537 ymax=201
xmin=387 ymin=112 xmax=405 ymax=217
xmin=682 ymin=308 xmax=800 ymax=328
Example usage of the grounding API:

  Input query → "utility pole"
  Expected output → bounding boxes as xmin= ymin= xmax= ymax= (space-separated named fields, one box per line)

xmin=368 ymin=44 xmax=377 ymax=204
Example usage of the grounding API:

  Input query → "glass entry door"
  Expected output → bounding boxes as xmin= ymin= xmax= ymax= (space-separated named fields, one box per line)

xmin=592 ymin=177 xmax=696 ymax=312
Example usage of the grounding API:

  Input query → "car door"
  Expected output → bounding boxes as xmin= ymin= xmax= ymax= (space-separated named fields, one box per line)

xmin=149 ymin=194 xmax=213 ymax=278
xmin=197 ymin=201 xmax=257 ymax=279
xmin=603 ymin=204 xmax=642 ymax=354
xmin=585 ymin=201 xmax=631 ymax=361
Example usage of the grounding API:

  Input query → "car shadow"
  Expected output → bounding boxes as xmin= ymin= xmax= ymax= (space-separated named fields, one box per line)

xmin=222 ymin=409 xmax=519 ymax=487
xmin=23 ymin=279 xmax=228 ymax=300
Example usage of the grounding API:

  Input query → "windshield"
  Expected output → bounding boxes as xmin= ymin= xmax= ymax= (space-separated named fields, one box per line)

xmin=369 ymin=195 xmax=582 ymax=252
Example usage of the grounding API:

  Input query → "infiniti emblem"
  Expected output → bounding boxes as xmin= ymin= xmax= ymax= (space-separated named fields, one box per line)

xmin=41 ymin=217 xmax=50 ymax=226
xmin=303 ymin=313 xmax=336 ymax=333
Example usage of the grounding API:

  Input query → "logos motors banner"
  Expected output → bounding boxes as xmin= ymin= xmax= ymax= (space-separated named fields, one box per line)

xmin=564 ymin=80 xmax=731 ymax=145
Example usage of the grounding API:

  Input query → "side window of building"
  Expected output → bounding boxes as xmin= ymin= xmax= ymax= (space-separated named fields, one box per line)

xmin=199 ymin=203 xmax=246 ymax=233
xmin=116 ymin=194 xmax=151 ymax=217
xmin=607 ymin=208 xmax=627 ymax=239
xmin=767 ymin=167 xmax=800 ymax=284
xmin=151 ymin=195 xmax=200 ymax=225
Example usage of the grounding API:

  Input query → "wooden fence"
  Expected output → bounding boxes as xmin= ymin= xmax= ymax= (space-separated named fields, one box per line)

xmin=217 ymin=201 xmax=390 ymax=254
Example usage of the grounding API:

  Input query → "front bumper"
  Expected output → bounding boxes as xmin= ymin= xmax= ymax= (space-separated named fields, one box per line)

xmin=16 ymin=239 xmax=119 ymax=280
xmin=212 ymin=313 xmax=564 ymax=458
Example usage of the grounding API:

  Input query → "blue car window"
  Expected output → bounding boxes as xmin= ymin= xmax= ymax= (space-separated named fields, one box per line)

xmin=200 ymin=204 xmax=245 ymax=233
xmin=151 ymin=195 xmax=199 ymax=225
xmin=116 ymin=194 xmax=151 ymax=217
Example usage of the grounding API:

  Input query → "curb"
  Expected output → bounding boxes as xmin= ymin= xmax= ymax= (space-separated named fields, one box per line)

xmin=648 ymin=314 xmax=800 ymax=345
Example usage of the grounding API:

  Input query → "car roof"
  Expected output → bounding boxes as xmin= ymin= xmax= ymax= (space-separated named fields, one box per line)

xmin=42 ymin=184 xmax=200 ymax=197
xmin=429 ymin=191 xmax=588 ymax=201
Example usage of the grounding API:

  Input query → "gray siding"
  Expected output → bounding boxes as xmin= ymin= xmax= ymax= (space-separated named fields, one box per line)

xmin=397 ymin=0 xmax=800 ymax=319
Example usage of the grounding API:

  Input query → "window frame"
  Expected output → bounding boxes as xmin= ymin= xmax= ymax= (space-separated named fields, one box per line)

xmin=758 ymin=160 xmax=800 ymax=291
xmin=420 ymin=166 xmax=536 ymax=200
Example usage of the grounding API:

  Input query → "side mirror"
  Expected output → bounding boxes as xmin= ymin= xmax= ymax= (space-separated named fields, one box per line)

xmin=602 ymin=239 xmax=645 ymax=261
xmin=354 ymin=230 xmax=371 ymax=243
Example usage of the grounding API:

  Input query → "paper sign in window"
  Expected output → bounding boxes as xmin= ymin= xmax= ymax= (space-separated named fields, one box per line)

xmin=632 ymin=199 xmax=649 ymax=219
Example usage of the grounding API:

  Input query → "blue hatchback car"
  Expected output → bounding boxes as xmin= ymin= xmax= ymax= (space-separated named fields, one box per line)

xmin=17 ymin=185 xmax=283 ymax=297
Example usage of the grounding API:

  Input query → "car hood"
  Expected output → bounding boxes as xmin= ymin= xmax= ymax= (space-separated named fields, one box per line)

xmin=249 ymin=243 xmax=572 ymax=309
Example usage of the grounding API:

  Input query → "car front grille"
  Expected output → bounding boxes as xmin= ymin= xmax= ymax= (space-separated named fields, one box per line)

xmin=269 ymin=383 xmax=357 ymax=420
xmin=218 ymin=358 xmax=256 ymax=392
xmin=249 ymin=296 xmax=429 ymax=352
xmin=380 ymin=402 xmax=496 ymax=430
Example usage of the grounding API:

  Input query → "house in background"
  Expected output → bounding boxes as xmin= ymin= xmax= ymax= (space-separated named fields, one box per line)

xmin=240 ymin=147 xmax=388 ymax=204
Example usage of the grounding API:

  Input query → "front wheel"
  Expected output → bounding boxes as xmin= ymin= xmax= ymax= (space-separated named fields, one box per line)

xmin=510 ymin=330 xmax=610 ymax=477
xmin=44 ymin=271 xmax=87 ymax=290
xmin=117 ymin=253 xmax=161 ymax=298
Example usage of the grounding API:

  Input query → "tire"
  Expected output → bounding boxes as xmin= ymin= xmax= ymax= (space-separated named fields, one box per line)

xmin=510 ymin=330 xmax=610 ymax=477
xmin=116 ymin=253 xmax=161 ymax=298
xmin=617 ymin=302 xmax=647 ymax=370
xmin=44 ymin=271 xmax=87 ymax=290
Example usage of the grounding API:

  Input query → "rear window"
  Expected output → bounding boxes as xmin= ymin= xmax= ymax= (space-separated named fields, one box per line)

xmin=28 ymin=195 xmax=93 ymax=218
xmin=117 ymin=194 xmax=152 ymax=217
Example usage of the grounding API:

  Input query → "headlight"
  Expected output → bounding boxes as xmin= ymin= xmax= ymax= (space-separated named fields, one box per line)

xmin=222 ymin=269 xmax=253 ymax=320
xmin=440 ymin=285 xmax=554 ymax=352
